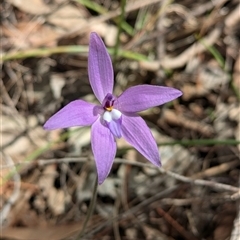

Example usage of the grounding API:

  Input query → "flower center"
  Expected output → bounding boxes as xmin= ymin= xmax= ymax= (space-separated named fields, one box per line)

xmin=103 ymin=109 xmax=122 ymax=122
xmin=102 ymin=93 xmax=115 ymax=112
xmin=106 ymin=106 xmax=113 ymax=111
xmin=102 ymin=93 xmax=122 ymax=138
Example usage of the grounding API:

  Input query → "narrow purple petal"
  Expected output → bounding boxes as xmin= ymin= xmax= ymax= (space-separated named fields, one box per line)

xmin=116 ymin=85 xmax=182 ymax=113
xmin=91 ymin=119 xmax=117 ymax=184
xmin=88 ymin=32 xmax=114 ymax=103
xmin=121 ymin=114 xmax=161 ymax=166
xmin=43 ymin=100 xmax=98 ymax=130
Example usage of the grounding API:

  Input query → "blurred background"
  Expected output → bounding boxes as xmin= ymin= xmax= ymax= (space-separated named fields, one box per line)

xmin=1 ymin=0 xmax=240 ymax=239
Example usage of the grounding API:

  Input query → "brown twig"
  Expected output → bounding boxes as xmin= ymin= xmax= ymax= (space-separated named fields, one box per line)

xmin=139 ymin=27 xmax=221 ymax=70
xmin=36 ymin=157 xmax=240 ymax=193
xmin=156 ymin=207 xmax=199 ymax=240
xmin=84 ymin=186 xmax=178 ymax=238
xmin=0 ymin=154 xmax=21 ymax=226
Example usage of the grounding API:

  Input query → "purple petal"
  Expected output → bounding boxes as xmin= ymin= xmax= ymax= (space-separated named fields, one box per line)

xmin=91 ymin=119 xmax=117 ymax=184
xmin=88 ymin=32 xmax=114 ymax=103
xmin=43 ymin=100 xmax=98 ymax=130
xmin=121 ymin=114 xmax=161 ymax=166
xmin=116 ymin=85 xmax=182 ymax=113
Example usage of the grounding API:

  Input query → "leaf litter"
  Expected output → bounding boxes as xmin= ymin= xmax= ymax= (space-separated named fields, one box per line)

xmin=1 ymin=0 xmax=240 ymax=239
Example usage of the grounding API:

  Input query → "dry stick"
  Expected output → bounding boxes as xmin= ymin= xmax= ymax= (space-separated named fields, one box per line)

xmin=114 ymin=158 xmax=240 ymax=193
xmin=16 ymin=156 xmax=239 ymax=236
xmin=37 ymin=157 xmax=87 ymax=166
xmin=84 ymin=185 xmax=178 ymax=238
xmin=31 ymin=0 xmax=164 ymax=47
xmin=0 ymin=79 xmax=24 ymax=130
xmin=230 ymin=192 xmax=240 ymax=240
xmin=38 ymin=154 xmax=240 ymax=235
xmin=225 ymin=4 xmax=240 ymax=29
xmin=156 ymin=207 xmax=199 ymax=240
xmin=36 ymin=157 xmax=240 ymax=193
xmin=0 ymin=154 xmax=21 ymax=226
xmin=159 ymin=196 xmax=235 ymax=206
xmin=162 ymin=110 xmax=214 ymax=137
xmin=191 ymin=160 xmax=240 ymax=179
xmin=191 ymin=0 xmax=221 ymax=17
xmin=159 ymin=168 xmax=240 ymax=193
xmin=140 ymin=26 xmax=221 ymax=70
xmin=198 ymin=0 xmax=229 ymax=36
xmin=4 ymin=63 xmax=22 ymax=106
xmin=230 ymin=162 xmax=240 ymax=240
xmin=67 ymin=0 xmax=164 ymax=38
xmin=156 ymin=0 xmax=170 ymax=80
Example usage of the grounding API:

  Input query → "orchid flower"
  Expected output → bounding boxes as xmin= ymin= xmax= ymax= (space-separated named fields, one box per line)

xmin=44 ymin=32 xmax=182 ymax=184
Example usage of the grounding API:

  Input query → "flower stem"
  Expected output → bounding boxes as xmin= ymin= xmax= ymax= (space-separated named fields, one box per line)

xmin=76 ymin=176 xmax=98 ymax=239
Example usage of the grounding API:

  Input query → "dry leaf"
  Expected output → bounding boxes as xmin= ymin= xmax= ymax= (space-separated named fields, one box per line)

xmin=7 ymin=0 xmax=52 ymax=15
xmin=1 ymin=115 xmax=47 ymax=159
xmin=47 ymin=5 xmax=87 ymax=31
xmin=50 ymin=73 xmax=66 ymax=100
xmin=1 ymin=222 xmax=83 ymax=240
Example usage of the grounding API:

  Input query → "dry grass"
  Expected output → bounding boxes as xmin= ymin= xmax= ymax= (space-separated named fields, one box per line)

xmin=1 ymin=0 xmax=240 ymax=239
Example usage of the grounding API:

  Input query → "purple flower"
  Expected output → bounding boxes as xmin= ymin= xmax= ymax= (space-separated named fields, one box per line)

xmin=44 ymin=32 xmax=182 ymax=184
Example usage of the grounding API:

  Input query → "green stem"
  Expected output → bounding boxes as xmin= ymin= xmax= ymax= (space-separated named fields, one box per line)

xmin=2 ymin=46 xmax=148 ymax=62
xmin=76 ymin=176 xmax=98 ymax=239
xmin=113 ymin=0 xmax=126 ymax=63
xmin=2 ymin=46 xmax=88 ymax=61
xmin=76 ymin=0 xmax=133 ymax=35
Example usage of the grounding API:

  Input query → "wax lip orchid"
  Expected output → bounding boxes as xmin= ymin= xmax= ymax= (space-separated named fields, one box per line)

xmin=44 ymin=32 xmax=182 ymax=184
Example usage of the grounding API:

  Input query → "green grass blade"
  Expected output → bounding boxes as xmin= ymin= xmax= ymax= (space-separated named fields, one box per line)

xmin=75 ymin=0 xmax=134 ymax=35
xmin=2 ymin=45 xmax=148 ymax=62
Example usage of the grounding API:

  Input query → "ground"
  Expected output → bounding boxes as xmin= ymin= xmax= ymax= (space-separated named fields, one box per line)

xmin=1 ymin=0 xmax=240 ymax=239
